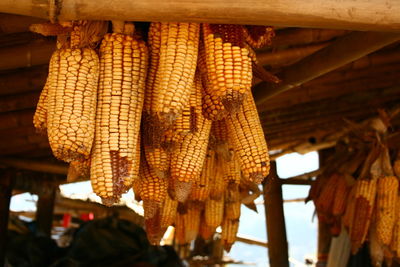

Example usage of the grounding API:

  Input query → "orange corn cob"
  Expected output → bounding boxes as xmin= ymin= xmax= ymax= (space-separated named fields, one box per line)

xmin=242 ymin=25 xmax=275 ymax=49
xmin=315 ymin=173 xmax=340 ymax=215
xmin=160 ymin=193 xmax=179 ymax=229
xmin=376 ymin=176 xmax=399 ymax=245
xmin=225 ymin=183 xmax=241 ymax=220
xmin=390 ymin=194 xmax=400 ymax=257
xmin=183 ymin=201 xmax=202 ymax=243
xmin=189 ymin=149 xmax=214 ymax=201
xmin=205 ymin=197 xmax=224 ymax=228
xmin=209 ymin=153 xmax=227 ymax=200
xmin=221 ymin=218 xmax=239 ymax=252
xmin=332 ymin=174 xmax=351 ymax=216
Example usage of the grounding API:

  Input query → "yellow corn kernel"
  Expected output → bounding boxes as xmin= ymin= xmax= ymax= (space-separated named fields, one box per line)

xmin=139 ymin=159 xmax=168 ymax=220
xmin=225 ymin=93 xmax=270 ymax=184
xmin=46 ymin=47 xmax=98 ymax=163
xmin=170 ymin=77 xmax=212 ymax=202
xmin=90 ymin=26 xmax=148 ymax=205
xmin=160 ymin=193 xmax=179 ymax=228
xmin=33 ymin=82 xmax=49 ymax=135
xmin=205 ymin=197 xmax=224 ymax=228
xmin=350 ymin=178 xmax=377 ymax=254
xmin=202 ymin=23 xmax=252 ymax=113
xmin=376 ymin=176 xmax=399 ymax=245
xmin=221 ymin=217 xmax=239 ymax=252
xmin=209 ymin=153 xmax=226 ymax=200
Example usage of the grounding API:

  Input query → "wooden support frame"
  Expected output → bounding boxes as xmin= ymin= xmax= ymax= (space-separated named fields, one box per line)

xmin=263 ymin=162 xmax=289 ymax=267
xmin=35 ymin=179 xmax=57 ymax=237
xmin=0 ymin=170 xmax=14 ymax=266
xmin=1 ymin=0 xmax=400 ymax=31
xmin=254 ymin=31 xmax=400 ymax=110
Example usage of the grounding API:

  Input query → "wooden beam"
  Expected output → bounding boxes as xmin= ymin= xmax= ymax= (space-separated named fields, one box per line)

xmin=254 ymin=31 xmax=400 ymax=111
xmin=0 ymin=170 xmax=13 ymax=266
xmin=35 ymin=180 xmax=57 ymax=237
xmin=0 ymin=65 xmax=47 ymax=96
xmin=0 ymin=157 xmax=68 ymax=175
xmin=263 ymin=162 xmax=289 ymax=267
xmin=0 ymin=39 xmax=55 ymax=71
xmin=0 ymin=13 xmax=45 ymax=34
xmin=2 ymin=1 xmax=400 ymax=31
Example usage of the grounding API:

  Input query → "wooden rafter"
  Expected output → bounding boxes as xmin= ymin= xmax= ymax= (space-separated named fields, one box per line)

xmin=254 ymin=31 xmax=400 ymax=111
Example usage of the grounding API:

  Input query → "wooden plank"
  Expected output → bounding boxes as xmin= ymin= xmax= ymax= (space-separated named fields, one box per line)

xmin=0 ymin=65 xmax=47 ymax=96
xmin=0 ymin=157 xmax=68 ymax=175
xmin=1 ymin=1 xmax=400 ymax=31
xmin=0 ymin=39 xmax=55 ymax=71
xmin=0 ymin=13 xmax=45 ymax=34
xmin=35 ymin=181 xmax=56 ymax=236
xmin=254 ymin=31 xmax=400 ymax=111
xmin=0 ymin=170 xmax=13 ymax=266
xmin=263 ymin=162 xmax=289 ymax=267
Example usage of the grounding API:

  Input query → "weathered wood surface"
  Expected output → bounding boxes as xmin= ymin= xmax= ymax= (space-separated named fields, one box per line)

xmin=1 ymin=1 xmax=400 ymax=31
xmin=35 ymin=180 xmax=56 ymax=236
xmin=0 ymin=170 xmax=13 ymax=266
xmin=263 ymin=162 xmax=289 ymax=267
xmin=254 ymin=31 xmax=400 ymax=110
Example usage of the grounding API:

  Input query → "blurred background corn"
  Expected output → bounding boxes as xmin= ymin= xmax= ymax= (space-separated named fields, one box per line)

xmin=205 ymin=197 xmax=224 ymax=228
xmin=221 ymin=218 xmax=239 ymax=252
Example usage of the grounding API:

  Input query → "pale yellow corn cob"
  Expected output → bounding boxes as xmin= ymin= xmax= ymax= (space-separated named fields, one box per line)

xmin=90 ymin=25 xmax=148 ymax=205
xmin=376 ymin=176 xmax=399 ymax=245
xmin=225 ymin=183 xmax=241 ymax=220
xmin=139 ymin=159 xmax=168 ymax=219
xmin=170 ymin=79 xmax=212 ymax=202
xmin=183 ymin=201 xmax=202 ymax=243
xmin=33 ymin=81 xmax=49 ymax=134
xmin=148 ymin=22 xmax=200 ymax=128
xmin=202 ymin=23 xmax=252 ymax=113
xmin=225 ymin=93 xmax=270 ymax=183
xmin=67 ymin=159 xmax=90 ymax=183
xmin=221 ymin=218 xmax=239 ymax=252
xmin=210 ymin=154 xmax=227 ymax=200
xmin=350 ymin=178 xmax=377 ymax=254
xmin=46 ymin=47 xmax=98 ymax=163
xmin=205 ymin=197 xmax=224 ymax=228
xmin=223 ymin=153 xmax=242 ymax=185
xmin=160 ymin=193 xmax=179 ymax=228
xmin=189 ymin=148 xmax=214 ymax=202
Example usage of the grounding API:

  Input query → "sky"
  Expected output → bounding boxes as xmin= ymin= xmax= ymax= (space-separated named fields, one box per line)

xmin=10 ymin=151 xmax=319 ymax=267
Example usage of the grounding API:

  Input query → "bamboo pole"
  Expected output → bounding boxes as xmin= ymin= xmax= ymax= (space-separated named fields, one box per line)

xmin=0 ymin=39 xmax=55 ymax=71
xmin=254 ymin=31 xmax=400 ymax=111
xmin=263 ymin=162 xmax=289 ymax=267
xmin=1 ymin=0 xmax=400 ymax=31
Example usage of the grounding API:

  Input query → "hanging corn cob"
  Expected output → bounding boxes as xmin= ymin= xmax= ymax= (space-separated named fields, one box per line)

xmin=33 ymin=82 xmax=49 ymax=134
xmin=183 ymin=201 xmax=203 ymax=243
xmin=225 ymin=93 xmax=270 ymax=183
xmin=90 ymin=21 xmax=148 ymax=205
xmin=209 ymin=153 xmax=227 ymax=200
xmin=202 ymin=23 xmax=252 ymax=114
xmin=225 ymin=183 xmax=241 ymax=220
xmin=144 ymin=22 xmax=200 ymax=130
xmin=174 ymin=209 xmax=187 ymax=245
xmin=144 ymin=209 xmax=165 ymax=245
xmin=332 ymin=174 xmax=351 ymax=217
xmin=188 ymin=148 xmax=214 ymax=202
xmin=159 ymin=193 xmax=179 ymax=229
xmin=390 ymin=194 xmax=400 ymax=257
xmin=47 ymin=21 xmax=107 ymax=163
xmin=138 ymin=158 xmax=168 ymax=219
xmin=221 ymin=218 xmax=239 ymax=252
xmin=199 ymin=216 xmax=216 ymax=240
xmin=205 ymin=197 xmax=224 ymax=228
xmin=170 ymin=75 xmax=212 ymax=202
xmin=67 ymin=159 xmax=90 ymax=183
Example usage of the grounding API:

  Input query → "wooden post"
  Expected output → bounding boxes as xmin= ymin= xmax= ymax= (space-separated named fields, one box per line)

xmin=263 ymin=162 xmax=289 ymax=267
xmin=316 ymin=148 xmax=335 ymax=266
xmin=35 ymin=179 xmax=57 ymax=237
xmin=0 ymin=170 xmax=14 ymax=266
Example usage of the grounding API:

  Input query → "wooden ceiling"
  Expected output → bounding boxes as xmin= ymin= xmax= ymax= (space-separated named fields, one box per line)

xmin=0 ymin=13 xmax=399 ymax=167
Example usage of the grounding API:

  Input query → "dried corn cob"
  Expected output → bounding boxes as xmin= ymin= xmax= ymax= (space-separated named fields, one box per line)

xmin=132 ymin=135 xmax=142 ymax=201
xmin=369 ymin=221 xmax=385 ymax=267
xmin=376 ymin=176 xmax=399 ymax=245
xmin=160 ymin=193 xmax=178 ymax=229
xmin=342 ymin=185 xmax=356 ymax=230
xmin=350 ymin=178 xmax=377 ymax=254
xmin=390 ymin=194 xmax=400 ymax=257
xmin=147 ymin=22 xmax=200 ymax=128
xmin=139 ymin=159 xmax=168 ymax=219
xmin=211 ymin=119 xmax=232 ymax=160
xmin=33 ymin=82 xmax=49 ymax=134
xmin=46 ymin=24 xmax=100 ymax=162
xmin=202 ymin=23 xmax=251 ymax=113
xmin=183 ymin=201 xmax=202 ymax=243
xmin=198 ymin=40 xmax=228 ymax=121
xmin=174 ymin=209 xmax=187 ymax=245
xmin=170 ymin=78 xmax=212 ymax=202
xmin=315 ymin=173 xmax=340 ymax=215
xmin=221 ymin=218 xmax=239 ymax=252
xmin=144 ymin=146 xmax=170 ymax=178
xmin=205 ymin=197 xmax=224 ymax=228
xmin=225 ymin=94 xmax=269 ymax=183
xmin=332 ymin=174 xmax=350 ymax=216
xmin=242 ymin=25 xmax=275 ymax=49
xmin=189 ymin=149 xmax=214 ymax=201
xmin=223 ymin=153 xmax=242 ymax=185
xmin=225 ymin=183 xmax=241 ymax=220
xmin=199 ymin=217 xmax=216 ymax=240
xmin=90 ymin=23 xmax=148 ymax=205
xmin=145 ymin=209 xmax=165 ymax=245
xmin=209 ymin=154 xmax=227 ymax=200
xmin=394 ymin=152 xmax=400 ymax=178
